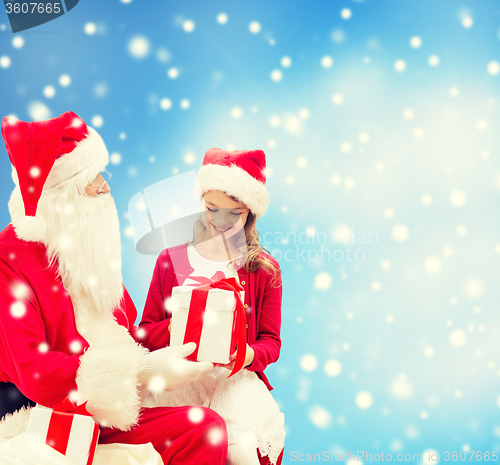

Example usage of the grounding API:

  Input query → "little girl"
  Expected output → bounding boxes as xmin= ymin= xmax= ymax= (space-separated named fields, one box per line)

xmin=139 ymin=148 xmax=285 ymax=465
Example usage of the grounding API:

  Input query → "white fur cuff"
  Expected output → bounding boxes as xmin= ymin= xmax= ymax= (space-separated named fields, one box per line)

xmin=76 ymin=342 xmax=148 ymax=431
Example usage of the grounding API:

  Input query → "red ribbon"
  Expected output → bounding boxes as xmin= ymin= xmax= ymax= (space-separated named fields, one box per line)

xmin=182 ymin=276 xmax=247 ymax=378
xmin=54 ymin=397 xmax=93 ymax=416
xmin=46 ymin=411 xmax=73 ymax=455
xmin=45 ymin=398 xmax=99 ymax=465
xmin=176 ymin=271 xmax=227 ymax=286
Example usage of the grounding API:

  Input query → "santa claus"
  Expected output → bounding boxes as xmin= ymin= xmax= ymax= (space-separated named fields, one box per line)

xmin=0 ymin=111 xmax=228 ymax=464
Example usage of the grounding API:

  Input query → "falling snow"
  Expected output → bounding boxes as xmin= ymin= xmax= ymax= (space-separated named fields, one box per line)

xmin=1 ymin=1 xmax=499 ymax=458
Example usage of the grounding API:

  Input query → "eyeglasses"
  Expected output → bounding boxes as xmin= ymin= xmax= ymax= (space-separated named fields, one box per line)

xmin=87 ymin=171 xmax=112 ymax=194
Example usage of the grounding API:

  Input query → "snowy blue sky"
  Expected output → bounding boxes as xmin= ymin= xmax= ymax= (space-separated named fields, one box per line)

xmin=1 ymin=0 xmax=500 ymax=462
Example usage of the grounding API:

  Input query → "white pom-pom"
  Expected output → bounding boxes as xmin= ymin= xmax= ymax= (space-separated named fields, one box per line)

xmin=13 ymin=215 xmax=46 ymax=243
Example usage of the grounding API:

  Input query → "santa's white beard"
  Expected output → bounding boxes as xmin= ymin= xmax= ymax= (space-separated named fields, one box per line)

xmin=9 ymin=186 xmax=124 ymax=316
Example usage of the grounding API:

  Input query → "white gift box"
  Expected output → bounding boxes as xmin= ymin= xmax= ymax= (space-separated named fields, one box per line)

xmin=0 ymin=434 xmax=163 ymax=465
xmin=169 ymin=286 xmax=244 ymax=364
xmin=26 ymin=406 xmax=99 ymax=465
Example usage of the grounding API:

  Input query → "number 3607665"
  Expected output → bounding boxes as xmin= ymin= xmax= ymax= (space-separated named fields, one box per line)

xmin=5 ymin=3 xmax=61 ymax=14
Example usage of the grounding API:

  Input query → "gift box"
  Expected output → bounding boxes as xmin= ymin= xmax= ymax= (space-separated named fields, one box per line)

xmin=169 ymin=285 xmax=245 ymax=364
xmin=26 ymin=403 xmax=99 ymax=465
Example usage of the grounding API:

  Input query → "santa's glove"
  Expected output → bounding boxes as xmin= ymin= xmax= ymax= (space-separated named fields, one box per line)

xmin=138 ymin=342 xmax=213 ymax=393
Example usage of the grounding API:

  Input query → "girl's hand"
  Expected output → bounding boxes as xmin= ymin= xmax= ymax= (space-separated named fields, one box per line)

xmin=214 ymin=344 xmax=255 ymax=370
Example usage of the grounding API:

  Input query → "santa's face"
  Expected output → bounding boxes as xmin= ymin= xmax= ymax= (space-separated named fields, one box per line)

xmin=84 ymin=172 xmax=111 ymax=197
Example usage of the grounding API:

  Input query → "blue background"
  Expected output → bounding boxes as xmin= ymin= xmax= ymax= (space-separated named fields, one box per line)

xmin=1 ymin=0 xmax=500 ymax=462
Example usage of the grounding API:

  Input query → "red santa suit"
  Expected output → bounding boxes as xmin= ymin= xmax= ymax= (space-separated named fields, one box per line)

xmin=0 ymin=225 xmax=227 ymax=464
xmin=0 ymin=112 xmax=228 ymax=465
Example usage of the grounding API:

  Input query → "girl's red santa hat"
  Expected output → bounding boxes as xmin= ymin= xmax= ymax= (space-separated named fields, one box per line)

xmin=197 ymin=148 xmax=270 ymax=217
xmin=2 ymin=111 xmax=109 ymax=242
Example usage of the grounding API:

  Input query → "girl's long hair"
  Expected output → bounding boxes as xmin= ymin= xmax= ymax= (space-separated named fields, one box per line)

xmin=190 ymin=208 xmax=281 ymax=288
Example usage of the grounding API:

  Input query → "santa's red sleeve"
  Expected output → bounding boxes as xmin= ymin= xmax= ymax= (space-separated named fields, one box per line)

xmin=0 ymin=262 xmax=79 ymax=407
xmin=247 ymin=264 xmax=282 ymax=374
xmin=138 ymin=254 xmax=172 ymax=351
xmin=0 ymin=259 xmax=148 ymax=432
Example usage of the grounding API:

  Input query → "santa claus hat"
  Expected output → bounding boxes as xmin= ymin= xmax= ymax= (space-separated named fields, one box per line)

xmin=196 ymin=148 xmax=270 ymax=217
xmin=2 ymin=111 xmax=109 ymax=242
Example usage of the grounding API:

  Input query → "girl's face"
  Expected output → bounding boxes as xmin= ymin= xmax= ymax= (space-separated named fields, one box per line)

xmin=201 ymin=190 xmax=250 ymax=241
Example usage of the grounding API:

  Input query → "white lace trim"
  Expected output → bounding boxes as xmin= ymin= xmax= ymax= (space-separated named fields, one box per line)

xmin=186 ymin=245 xmax=238 ymax=282
xmin=143 ymin=368 xmax=285 ymax=464
xmin=209 ymin=368 xmax=285 ymax=464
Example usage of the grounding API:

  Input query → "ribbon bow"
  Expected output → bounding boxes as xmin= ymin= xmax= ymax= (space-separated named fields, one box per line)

xmin=176 ymin=271 xmax=227 ymax=286
xmin=181 ymin=276 xmax=247 ymax=378
xmin=54 ymin=397 xmax=93 ymax=416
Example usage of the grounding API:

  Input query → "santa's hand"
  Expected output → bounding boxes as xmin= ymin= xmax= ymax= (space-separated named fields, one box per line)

xmin=139 ymin=342 xmax=213 ymax=392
